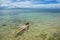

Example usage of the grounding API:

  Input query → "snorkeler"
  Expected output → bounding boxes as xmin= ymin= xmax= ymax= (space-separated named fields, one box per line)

xmin=14 ymin=22 xmax=29 ymax=37
xmin=20 ymin=22 xmax=29 ymax=30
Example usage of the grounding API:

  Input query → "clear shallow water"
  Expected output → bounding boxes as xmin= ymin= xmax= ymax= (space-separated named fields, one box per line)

xmin=0 ymin=9 xmax=60 ymax=40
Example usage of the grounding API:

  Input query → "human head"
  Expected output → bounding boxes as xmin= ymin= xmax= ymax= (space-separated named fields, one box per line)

xmin=25 ymin=22 xmax=29 ymax=25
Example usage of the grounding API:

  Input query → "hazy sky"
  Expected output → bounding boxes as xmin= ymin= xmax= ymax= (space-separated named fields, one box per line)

xmin=0 ymin=0 xmax=60 ymax=9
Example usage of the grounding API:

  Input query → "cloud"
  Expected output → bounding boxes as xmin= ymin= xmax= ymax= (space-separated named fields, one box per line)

xmin=0 ymin=0 xmax=11 ymax=3
xmin=7 ymin=1 xmax=32 ymax=8
xmin=0 ymin=0 xmax=60 ymax=9
xmin=31 ymin=4 xmax=60 ymax=9
xmin=57 ymin=0 xmax=60 ymax=3
xmin=45 ymin=0 xmax=54 ymax=1
xmin=0 ymin=1 xmax=32 ymax=8
xmin=5 ymin=3 xmax=60 ymax=9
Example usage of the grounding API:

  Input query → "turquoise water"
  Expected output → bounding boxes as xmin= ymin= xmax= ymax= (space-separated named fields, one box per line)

xmin=0 ymin=9 xmax=60 ymax=40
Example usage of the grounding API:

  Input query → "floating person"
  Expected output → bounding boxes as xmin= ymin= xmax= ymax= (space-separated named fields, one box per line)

xmin=14 ymin=22 xmax=29 ymax=38
xmin=20 ymin=22 xmax=29 ymax=31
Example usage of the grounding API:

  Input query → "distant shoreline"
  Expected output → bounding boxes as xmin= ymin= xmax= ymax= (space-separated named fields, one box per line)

xmin=0 ymin=8 xmax=60 ymax=12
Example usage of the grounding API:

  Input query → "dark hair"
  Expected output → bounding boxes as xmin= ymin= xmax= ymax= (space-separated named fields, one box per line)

xmin=25 ymin=22 xmax=29 ymax=25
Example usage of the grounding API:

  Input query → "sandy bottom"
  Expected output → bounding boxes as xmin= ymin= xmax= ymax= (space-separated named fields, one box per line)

xmin=0 ymin=11 xmax=60 ymax=40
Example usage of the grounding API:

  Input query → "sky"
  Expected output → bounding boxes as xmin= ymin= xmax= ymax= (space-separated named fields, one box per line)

xmin=0 ymin=0 xmax=60 ymax=9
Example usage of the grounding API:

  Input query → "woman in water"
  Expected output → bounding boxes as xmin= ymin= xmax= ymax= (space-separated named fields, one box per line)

xmin=14 ymin=22 xmax=29 ymax=37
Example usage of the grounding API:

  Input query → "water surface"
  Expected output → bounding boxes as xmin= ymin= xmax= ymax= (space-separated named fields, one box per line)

xmin=0 ymin=9 xmax=60 ymax=40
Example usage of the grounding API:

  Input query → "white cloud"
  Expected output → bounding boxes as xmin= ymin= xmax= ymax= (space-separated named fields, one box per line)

xmin=31 ymin=4 xmax=60 ymax=9
xmin=0 ymin=0 xmax=60 ymax=9
xmin=0 ymin=0 xmax=11 ymax=3
xmin=7 ymin=1 xmax=32 ymax=8
xmin=0 ymin=1 xmax=32 ymax=8
xmin=45 ymin=0 xmax=53 ymax=1
xmin=57 ymin=0 xmax=60 ymax=2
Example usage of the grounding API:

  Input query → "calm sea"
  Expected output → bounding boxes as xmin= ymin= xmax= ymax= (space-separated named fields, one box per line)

xmin=0 ymin=9 xmax=60 ymax=40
